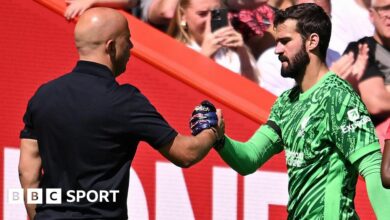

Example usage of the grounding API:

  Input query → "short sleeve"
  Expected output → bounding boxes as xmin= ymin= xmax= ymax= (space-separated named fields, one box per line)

xmin=328 ymin=88 xmax=380 ymax=163
xmin=343 ymin=41 xmax=359 ymax=55
xmin=20 ymin=98 xmax=38 ymax=139
xmin=121 ymin=86 xmax=178 ymax=149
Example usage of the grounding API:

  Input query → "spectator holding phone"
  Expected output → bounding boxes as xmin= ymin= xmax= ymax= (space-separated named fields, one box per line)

xmin=167 ymin=0 xmax=260 ymax=84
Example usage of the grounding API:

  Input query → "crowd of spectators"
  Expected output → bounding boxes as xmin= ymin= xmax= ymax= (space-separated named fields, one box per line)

xmin=166 ymin=0 xmax=260 ymax=83
xmin=64 ymin=0 xmax=390 ymax=148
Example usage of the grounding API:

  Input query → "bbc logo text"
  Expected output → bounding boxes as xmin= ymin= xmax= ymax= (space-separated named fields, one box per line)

xmin=8 ymin=188 xmax=119 ymax=204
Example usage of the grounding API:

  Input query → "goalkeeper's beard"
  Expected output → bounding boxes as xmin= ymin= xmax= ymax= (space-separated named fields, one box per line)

xmin=279 ymin=45 xmax=309 ymax=79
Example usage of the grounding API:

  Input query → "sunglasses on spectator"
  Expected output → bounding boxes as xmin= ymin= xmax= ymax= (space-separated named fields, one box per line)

xmin=372 ymin=4 xmax=390 ymax=18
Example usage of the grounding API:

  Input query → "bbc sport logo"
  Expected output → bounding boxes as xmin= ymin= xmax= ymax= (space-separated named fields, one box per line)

xmin=8 ymin=188 xmax=119 ymax=204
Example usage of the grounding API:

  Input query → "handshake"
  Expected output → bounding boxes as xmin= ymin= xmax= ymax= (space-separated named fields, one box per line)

xmin=190 ymin=100 xmax=225 ymax=150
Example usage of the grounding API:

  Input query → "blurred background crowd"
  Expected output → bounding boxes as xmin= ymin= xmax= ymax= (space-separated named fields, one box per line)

xmin=64 ymin=0 xmax=390 ymax=148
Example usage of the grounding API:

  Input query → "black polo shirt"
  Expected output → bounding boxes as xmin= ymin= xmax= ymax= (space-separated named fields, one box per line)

xmin=20 ymin=61 xmax=178 ymax=219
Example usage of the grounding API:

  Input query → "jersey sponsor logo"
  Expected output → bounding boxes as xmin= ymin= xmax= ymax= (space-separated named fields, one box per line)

xmin=297 ymin=116 xmax=310 ymax=137
xmin=341 ymin=109 xmax=371 ymax=134
xmin=285 ymin=149 xmax=305 ymax=167
xmin=347 ymin=108 xmax=360 ymax=122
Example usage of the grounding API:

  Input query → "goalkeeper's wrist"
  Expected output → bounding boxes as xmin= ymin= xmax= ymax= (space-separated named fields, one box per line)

xmin=214 ymin=135 xmax=225 ymax=151
xmin=210 ymin=127 xmax=225 ymax=151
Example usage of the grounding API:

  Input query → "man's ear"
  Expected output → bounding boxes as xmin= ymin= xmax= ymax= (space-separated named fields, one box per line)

xmin=306 ymin=33 xmax=320 ymax=52
xmin=106 ymin=39 xmax=116 ymax=57
xmin=368 ymin=8 xmax=375 ymax=23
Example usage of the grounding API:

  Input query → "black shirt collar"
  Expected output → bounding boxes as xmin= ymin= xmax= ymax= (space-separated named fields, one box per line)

xmin=73 ymin=60 xmax=115 ymax=79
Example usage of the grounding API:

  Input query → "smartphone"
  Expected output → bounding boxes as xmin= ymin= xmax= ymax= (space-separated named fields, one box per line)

xmin=211 ymin=8 xmax=228 ymax=32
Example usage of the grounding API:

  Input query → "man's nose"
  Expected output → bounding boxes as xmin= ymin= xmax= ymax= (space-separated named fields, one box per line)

xmin=274 ymin=42 xmax=284 ymax=54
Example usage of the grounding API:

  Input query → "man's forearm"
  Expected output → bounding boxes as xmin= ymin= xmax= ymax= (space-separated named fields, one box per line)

xmin=20 ymin=174 xmax=40 ymax=219
xmin=183 ymin=129 xmax=217 ymax=167
xmin=358 ymin=77 xmax=390 ymax=116
xmin=148 ymin=0 xmax=179 ymax=24
xmin=158 ymin=129 xmax=216 ymax=168
xmin=19 ymin=138 xmax=42 ymax=219
xmin=237 ymin=47 xmax=260 ymax=84
xmin=381 ymin=141 xmax=390 ymax=188
xmin=24 ymin=195 xmax=37 ymax=220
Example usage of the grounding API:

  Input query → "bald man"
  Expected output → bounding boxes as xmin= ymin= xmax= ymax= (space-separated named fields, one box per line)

xmin=18 ymin=7 xmax=220 ymax=219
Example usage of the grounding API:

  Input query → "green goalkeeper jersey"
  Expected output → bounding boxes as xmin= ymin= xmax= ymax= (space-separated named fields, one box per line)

xmin=265 ymin=72 xmax=379 ymax=219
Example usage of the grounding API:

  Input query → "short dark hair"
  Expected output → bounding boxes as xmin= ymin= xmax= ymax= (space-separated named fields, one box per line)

xmin=273 ymin=3 xmax=331 ymax=61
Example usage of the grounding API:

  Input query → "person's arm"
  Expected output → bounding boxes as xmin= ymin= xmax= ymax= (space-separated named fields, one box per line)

xmin=381 ymin=139 xmax=390 ymax=188
xmin=158 ymin=129 xmax=217 ymax=168
xmin=331 ymin=43 xmax=369 ymax=90
xmin=65 ymin=0 xmax=138 ymax=20
xmin=18 ymin=138 xmax=42 ymax=220
xmin=236 ymin=46 xmax=261 ymax=84
xmin=216 ymin=26 xmax=260 ymax=83
xmin=355 ymin=150 xmax=390 ymax=219
xmin=342 ymin=40 xmax=390 ymax=117
xmin=199 ymin=19 xmax=225 ymax=58
xmin=158 ymin=108 xmax=223 ymax=168
xmin=147 ymin=0 xmax=179 ymax=25
xmin=327 ymin=72 xmax=390 ymax=219
xmin=358 ymin=76 xmax=390 ymax=117
xmin=217 ymin=125 xmax=283 ymax=175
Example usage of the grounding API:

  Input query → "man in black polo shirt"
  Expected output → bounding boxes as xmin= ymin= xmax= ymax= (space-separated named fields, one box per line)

xmin=18 ymin=7 xmax=220 ymax=220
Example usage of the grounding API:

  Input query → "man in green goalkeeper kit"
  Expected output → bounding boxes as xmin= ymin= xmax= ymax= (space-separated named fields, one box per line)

xmin=191 ymin=3 xmax=390 ymax=220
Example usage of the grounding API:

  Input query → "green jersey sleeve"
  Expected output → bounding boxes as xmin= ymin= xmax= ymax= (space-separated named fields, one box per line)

xmin=327 ymin=87 xmax=380 ymax=163
xmin=355 ymin=150 xmax=390 ymax=219
xmin=267 ymin=93 xmax=284 ymax=128
xmin=217 ymin=96 xmax=285 ymax=175
xmin=218 ymin=125 xmax=283 ymax=175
